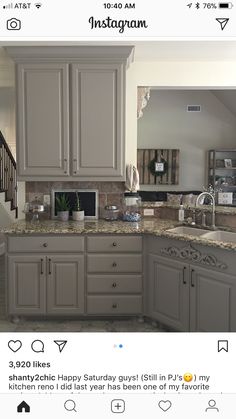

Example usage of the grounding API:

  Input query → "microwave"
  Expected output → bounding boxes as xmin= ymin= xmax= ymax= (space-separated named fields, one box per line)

xmin=51 ymin=189 xmax=98 ymax=219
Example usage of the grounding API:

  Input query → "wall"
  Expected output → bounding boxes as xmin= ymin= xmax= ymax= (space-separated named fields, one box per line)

xmin=137 ymin=90 xmax=236 ymax=190
xmin=125 ymin=60 xmax=236 ymax=172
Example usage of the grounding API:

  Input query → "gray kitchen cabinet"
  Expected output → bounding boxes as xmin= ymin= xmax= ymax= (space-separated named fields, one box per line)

xmin=71 ymin=63 xmax=124 ymax=178
xmin=8 ymin=254 xmax=84 ymax=316
xmin=8 ymin=255 xmax=46 ymax=315
xmin=7 ymin=46 xmax=134 ymax=181
xmin=16 ymin=63 xmax=70 ymax=177
xmin=148 ymin=254 xmax=189 ymax=331
xmin=7 ymin=235 xmax=85 ymax=317
xmin=86 ymin=235 xmax=143 ymax=315
xmin=46 ymin=255 xmax=84 ymax=314
xmin=146 ymin=236 xmax=236 ymax=332
xmin=190 ymin=266 xmax=235 ymax=332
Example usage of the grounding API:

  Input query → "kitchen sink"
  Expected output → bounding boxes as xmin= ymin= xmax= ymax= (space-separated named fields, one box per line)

xmin=167 ymin=226 xmax=236 ymax=243
xmin=166 ymin=226 xmax=210 ymax=236
xmin=202 ymin=230 xmax=236 ymax=244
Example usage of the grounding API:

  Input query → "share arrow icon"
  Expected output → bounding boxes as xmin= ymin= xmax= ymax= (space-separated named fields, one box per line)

xmin=216 ymin=18 xmax=229 ymax=30
xmin=54 ymin=340 xmax=67 ymax=353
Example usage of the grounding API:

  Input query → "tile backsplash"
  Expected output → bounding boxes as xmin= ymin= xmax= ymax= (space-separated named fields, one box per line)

xmin=26 ymin=181 xmax=126 ymax=219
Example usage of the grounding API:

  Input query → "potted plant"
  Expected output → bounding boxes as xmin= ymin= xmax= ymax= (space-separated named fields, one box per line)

xmin=56 ymin=194 xmax=70 ymax=221
xmin=72 ymin=192 xmax=84 ymax=221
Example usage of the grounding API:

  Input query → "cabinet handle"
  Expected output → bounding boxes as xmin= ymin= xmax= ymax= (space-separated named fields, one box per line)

xmin=112 ymin=282 xmax=117 ymax=288
xmin=64 ymin=158 xmax=68 ymax=174
xmin=48 ymin=258 xmax=52 ymax=275
xmin=40 ymin=259 xmax=44 ymax=275
xmin=112 ymin=242 xmax=117 ymax=247
xmin=112 ymin=262 xmax=117 ymax=267
xmin=183 ymin=266 xmax=187 ymax=285
xmin=73 ymin=158 xmax=77 ymax=174
xmin=191 ymin=269 xmax=195 ymax=287
xmin=43 ymin=242 xmax=48 ymax=248
xmin=112 ymin=303 xmax=118 ymax=309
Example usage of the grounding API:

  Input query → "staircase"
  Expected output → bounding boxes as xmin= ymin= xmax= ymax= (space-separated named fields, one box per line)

xmin=0 ymin=130 xmax=18 ymax=218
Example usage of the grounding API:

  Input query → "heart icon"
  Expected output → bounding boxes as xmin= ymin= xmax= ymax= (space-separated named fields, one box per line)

xmin=8 ymin=340 xmax=22 ymax=353
xmin=158 ymin=400 xmax=172 ymax=412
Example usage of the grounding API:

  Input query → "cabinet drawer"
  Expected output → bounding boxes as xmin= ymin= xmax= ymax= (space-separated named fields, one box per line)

xmin=87 ymin=295 xmax=142 ymax=314
xmin=87 ymin=235 xmax=142 ymax=253
xmin=8 ymin=236 xmax=84 ymax=253
xmin=87 ymin=254 xmax=142 ymax=273
xmin=87 ymin=275 xmax=142 ymax=294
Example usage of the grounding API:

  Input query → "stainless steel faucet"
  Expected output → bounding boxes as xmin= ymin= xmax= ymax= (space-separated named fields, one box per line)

xmin=196 ymin=192 xmax=216 ymax=229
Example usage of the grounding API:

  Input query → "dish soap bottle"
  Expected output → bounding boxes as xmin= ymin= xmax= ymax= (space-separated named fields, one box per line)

xmin=178 ymin=204 xmax=185 ymax=221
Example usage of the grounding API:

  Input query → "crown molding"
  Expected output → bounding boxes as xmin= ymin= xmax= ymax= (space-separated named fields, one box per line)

xmin=5 ymin=46 xmax=135 ymax=68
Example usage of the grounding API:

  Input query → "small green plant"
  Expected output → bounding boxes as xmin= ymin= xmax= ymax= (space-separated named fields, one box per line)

xmin=73 ymin=192 xmax=81 ymax=211
xmin=56 ymin=194 xmax=70 ymax=212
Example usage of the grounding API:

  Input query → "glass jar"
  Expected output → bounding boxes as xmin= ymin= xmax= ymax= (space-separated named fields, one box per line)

xmin=104 ymin=205 xmax=119 ymax=221
xmin=122 ymin=192 xmax=141 ymax=222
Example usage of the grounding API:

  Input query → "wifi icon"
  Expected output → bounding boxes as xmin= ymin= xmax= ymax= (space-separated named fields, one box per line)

xmin=35 ymin=3 xmax=42 ymax=8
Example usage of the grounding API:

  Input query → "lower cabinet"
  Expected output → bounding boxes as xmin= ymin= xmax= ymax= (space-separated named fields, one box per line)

xmin=6 ymin=234 xmax=142 ymax=318
xmin=7 ymin=233 xmax=236 ymax=329
xmin=8 ymin=255 xmax=46 ymax=315
xmin=148 ymin=255 xmax=189 ymax=331
xmin=86 ymin=235 xmax=143 ymax=315
xmin=46 ymin=255 xmax=84 ymax=314
xmin=148 ymin=254 xmax=236 ymax=332
xmin=8 ymin=254 xmax=84 ymax=315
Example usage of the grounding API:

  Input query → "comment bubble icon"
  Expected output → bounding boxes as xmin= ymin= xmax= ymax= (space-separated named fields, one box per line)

xmin=31 ymin=339 xmax=44 ymax=353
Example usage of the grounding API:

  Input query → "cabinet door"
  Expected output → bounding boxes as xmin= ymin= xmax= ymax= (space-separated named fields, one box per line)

xmin=147 ymin=254 xmax=189 ymax=331
xmin=16 ymin=63 xmax=70 ymax=177
xmin=8 ymin=255 xmax=46 ymax=314
xmin=190 ymin=266 xmax=236 ymax=332
xmin=71 ymin=63 xmax=125 ymax=179
xmin=47 ymin=255 xmax=84 ymax=314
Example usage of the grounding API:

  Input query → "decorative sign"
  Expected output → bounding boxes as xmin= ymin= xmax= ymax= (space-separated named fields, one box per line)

xmin=137 ymin=149 xmax=179 ymax=185
xmin=155 ymin=162 xmax=164 ymax=172
xmin=218 ymin=192 xmax=233 ymax=205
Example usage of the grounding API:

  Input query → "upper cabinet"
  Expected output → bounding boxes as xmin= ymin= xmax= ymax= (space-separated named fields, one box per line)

xmin=17 ymin=62 xmax=70 ymax=177
xmin=7 ymin=46 xmax=134 ymax=181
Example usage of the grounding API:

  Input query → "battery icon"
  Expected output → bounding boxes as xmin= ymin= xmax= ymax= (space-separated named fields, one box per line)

xmin=219 ymin=2 xmax=233 ymax=7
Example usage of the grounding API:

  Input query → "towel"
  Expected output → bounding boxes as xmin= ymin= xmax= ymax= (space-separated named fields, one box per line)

xmin=125 ymin=165 xmax=140 ymax=192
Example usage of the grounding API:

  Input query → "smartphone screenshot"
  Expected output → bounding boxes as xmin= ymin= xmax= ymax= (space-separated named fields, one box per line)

xmin=0 ymin=0 xmax=236 ymax=417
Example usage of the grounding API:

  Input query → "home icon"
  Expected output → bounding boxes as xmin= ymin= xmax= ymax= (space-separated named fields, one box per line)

xmin=17 ymin=401 xmax=30 ymax=413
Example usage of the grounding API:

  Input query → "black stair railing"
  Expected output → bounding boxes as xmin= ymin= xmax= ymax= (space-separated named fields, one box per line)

xmin=0 ymin=130 xmax=18 ymax=218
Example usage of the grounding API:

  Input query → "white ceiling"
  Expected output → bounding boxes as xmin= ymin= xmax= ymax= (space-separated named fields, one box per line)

xmin=1 ymin=41 xmax=236 ymax=62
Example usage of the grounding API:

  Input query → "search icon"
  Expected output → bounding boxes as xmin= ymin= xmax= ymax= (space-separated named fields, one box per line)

xmin=64 ymin=399 xmax=77 ymax=412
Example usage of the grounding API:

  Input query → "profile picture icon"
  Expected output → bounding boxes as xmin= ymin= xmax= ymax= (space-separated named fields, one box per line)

xmin=7 ymin=18 xmax=21 ymax=30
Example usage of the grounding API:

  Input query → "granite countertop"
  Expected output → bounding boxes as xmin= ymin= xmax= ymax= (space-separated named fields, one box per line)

xmin=2 ymin=218 xmax=236 ymax=252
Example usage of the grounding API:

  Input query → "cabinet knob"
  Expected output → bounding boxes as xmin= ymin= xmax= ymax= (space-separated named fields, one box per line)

xmin=112 ymin=282 xmax=117 ymax=288
xmin=43 ymin=243 xmax=48 ymax=248
xmin=112 ymin=262 xmax=117 ymax=267
xmin=112 ymin=303 xmax=117 ymax=309
xmin=112 ymin=242 xmax=117 ymax=247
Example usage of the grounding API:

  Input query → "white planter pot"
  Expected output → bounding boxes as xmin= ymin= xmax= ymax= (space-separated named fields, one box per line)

xmin=72 ymin=210 xmax=84 ymax=221
xmin=57 ymin=211 xmax=69 ymax=221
